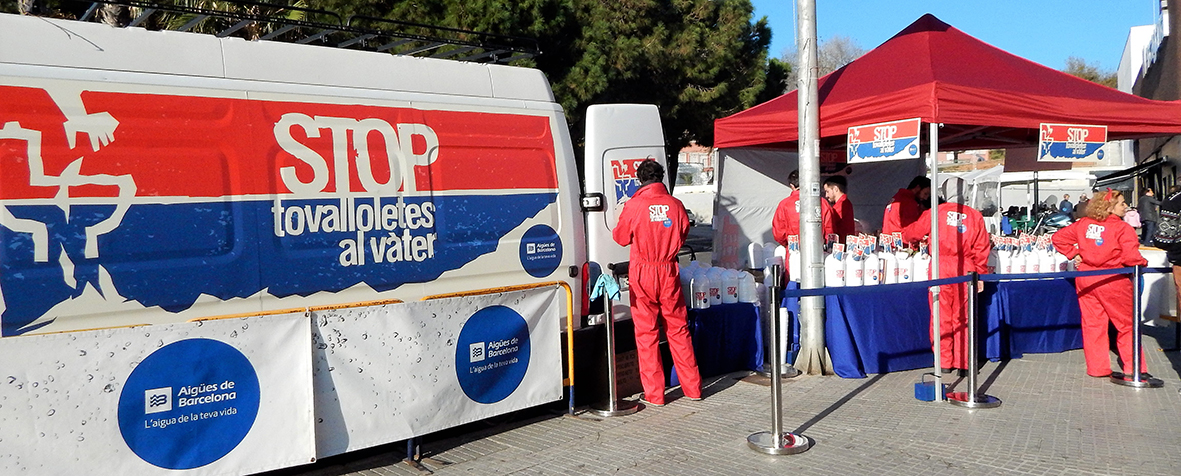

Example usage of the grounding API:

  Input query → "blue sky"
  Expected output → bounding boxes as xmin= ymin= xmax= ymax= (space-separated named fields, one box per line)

xmin=751 ymin=0 xmax=1157 ymax=71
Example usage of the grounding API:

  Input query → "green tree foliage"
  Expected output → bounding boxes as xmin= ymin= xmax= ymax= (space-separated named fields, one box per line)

xmin=2 ymin=0 xmax=773 ymax=155
xmin=315 ymin=0 xmax=773 ymax=153
xmin=1063 ymin=56 xmax=1118 ymax=89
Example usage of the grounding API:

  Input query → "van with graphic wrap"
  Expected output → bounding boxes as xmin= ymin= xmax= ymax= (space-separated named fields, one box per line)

xmin=0 ymin=11 xmax=664 ymax=475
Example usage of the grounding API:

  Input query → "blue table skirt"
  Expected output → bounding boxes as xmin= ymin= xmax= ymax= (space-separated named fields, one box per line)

xmin=670 ymin=303 xmax=763 ymax=386
xmin=788 ymin=280 xmax=1085 ymax=378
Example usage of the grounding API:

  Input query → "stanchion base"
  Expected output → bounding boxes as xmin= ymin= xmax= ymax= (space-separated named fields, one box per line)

xmin=946 ymin=392 xmax=1002 ymax=409
xmin=1109 ymin=372 xmax=1165 ymax=388
xmin=589 ymin=400 xmax=640 ymax=417
xmin=755 ymin=364 xmax=800 ymax=379
xmin=746 ymin=431 xmax=810 ymax=455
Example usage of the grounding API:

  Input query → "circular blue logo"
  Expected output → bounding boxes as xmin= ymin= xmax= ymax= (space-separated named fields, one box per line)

xmin=118 ymin=339 xmax=260 ymax=469
xmin=519 ymin=224 xmax=563 ymax=278
xmin=455 ymin=306 xmax=531 ymax=404
xmin=908 ymin=143 xmax=919 ymax=155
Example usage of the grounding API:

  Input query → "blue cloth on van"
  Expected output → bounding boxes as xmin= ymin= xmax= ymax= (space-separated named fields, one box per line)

xmin=590 ymin=273 xmax=620 ymax=301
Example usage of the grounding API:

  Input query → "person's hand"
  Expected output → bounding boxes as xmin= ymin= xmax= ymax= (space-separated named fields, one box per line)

xmin=976 ymin=280 xmax=984 ymax=293
xmin=1071 ymin=255 xmax=1083 ymax=266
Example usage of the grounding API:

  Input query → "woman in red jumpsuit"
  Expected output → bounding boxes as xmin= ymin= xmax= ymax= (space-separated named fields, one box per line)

xmin=1051 ymin=190 xmax=1148 ymax=378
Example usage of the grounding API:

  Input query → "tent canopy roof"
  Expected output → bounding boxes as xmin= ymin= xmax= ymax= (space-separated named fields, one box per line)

xmin=714 ymin=14 xmax=1181 ymax=151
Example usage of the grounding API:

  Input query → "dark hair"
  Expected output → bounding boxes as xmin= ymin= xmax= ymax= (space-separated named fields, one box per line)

xmin=788 ymin=169 xmax=800 ymax=188
xmin=906 ymin=176 xmax=930 ymax=190
xmin=823 ymin=175 xmax=847 ymax=193
xmin=636 ymin=159 xmax=664 ymax=184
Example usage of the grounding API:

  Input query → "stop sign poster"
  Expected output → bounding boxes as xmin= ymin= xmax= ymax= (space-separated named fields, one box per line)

xmin=847 ymin=118 xmax=921 ymax=164
xmin=1038 ymin=123 xmax=1108 ymax=162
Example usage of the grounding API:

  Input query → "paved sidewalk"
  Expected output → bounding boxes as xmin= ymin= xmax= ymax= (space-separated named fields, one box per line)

xmin=278 ymin=328 xmax=1181 ymax=476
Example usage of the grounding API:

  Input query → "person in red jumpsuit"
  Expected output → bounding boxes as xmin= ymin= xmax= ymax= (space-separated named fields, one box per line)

xmin=882 ymin=176 xmax=931 ymax=234
xmin=903 ymin=177 xmax=991 ymax=373
xmin=772 ymin=169 xmax=836 ymax=246
xmin=824 ymin=175 xmax=856 ymax=240
xmin=612 ymin=159 xmax=701 ymax=406
xmin=1051 ymin=190 xmax=1148 ymax=379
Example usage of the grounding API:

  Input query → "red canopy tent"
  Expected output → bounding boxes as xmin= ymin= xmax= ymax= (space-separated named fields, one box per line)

xmin=714 ymin=14 xmax=1181 ymax=153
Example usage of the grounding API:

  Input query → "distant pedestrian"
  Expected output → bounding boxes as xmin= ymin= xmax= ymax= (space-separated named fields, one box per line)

xmin=1138 ymin=188 xmax=1161 ymax=245
xmin=1074 ymin=194 xmax=1089 ymax=221
xmin=1059 ymin=194 xmax=1074 ymax=215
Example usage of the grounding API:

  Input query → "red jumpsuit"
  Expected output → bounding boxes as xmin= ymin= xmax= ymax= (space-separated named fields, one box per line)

xmin=903 ymin=202 xmax=991 ymax=370
xmin=882 ymin=188 xmax=921 ymax=235
xmin=1051 ymin=216 xmax=1147 ymax=377
xmin=612 ymin=182 xmax=701 ymax=404
xmin=831 ymin=194 xmax=856 ymax=239
xmin=772 ymin=189 xmax=836 ymax=245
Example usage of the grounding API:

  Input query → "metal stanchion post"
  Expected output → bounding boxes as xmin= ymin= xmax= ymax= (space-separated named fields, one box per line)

xmin=1111 ymin=265 xmax=1164 ymax=388
xmin=757 ymin=267 xmax=799 ymax=379
xmin=590 ymin=287 xmax=640 ymax=416
xmin=748 ymin=264 xmax=809 ymax=455
xmin=948 ymin=272 xmax=1001 ymax=408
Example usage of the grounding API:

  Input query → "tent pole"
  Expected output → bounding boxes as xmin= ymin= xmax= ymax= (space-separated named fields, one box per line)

xmin=795 ymin=0 xmax=830 ymax=375
xmin=929 ymin=122 xmax=944 ymax=400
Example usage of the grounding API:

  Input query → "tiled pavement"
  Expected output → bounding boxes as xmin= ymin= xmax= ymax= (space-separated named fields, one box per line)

xmin=277 ymin=326 xmax=1181 ymax=476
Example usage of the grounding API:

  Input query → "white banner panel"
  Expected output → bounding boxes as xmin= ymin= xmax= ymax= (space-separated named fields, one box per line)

xmin=0 ymin=312 xmax=315 ymax=475
xmin=312 ymin=286 xmax=563 ymax=457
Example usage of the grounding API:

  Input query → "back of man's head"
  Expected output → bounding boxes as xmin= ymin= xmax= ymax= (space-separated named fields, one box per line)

xmin=906 ymin=176 xmax=930 ymax=192
xmin=788 ymin=169 xmax=800 ymax=189
xmin=636 ymin=159 xmax=664 ymax=185
xmin=941 ymin=177 xmax=969 ymax=205
xmin=824 ymin=175 xmax=847 ymax=193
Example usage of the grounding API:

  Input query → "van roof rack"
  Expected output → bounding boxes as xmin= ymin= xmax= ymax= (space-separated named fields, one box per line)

xmin=68 ymin=0 xmax=539 ymax=64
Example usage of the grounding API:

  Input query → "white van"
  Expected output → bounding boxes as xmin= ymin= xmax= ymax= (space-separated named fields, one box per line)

xmin=0 ymin=11 xmax=665 ymax=474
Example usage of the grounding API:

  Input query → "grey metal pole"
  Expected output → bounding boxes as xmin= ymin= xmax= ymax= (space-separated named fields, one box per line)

xmin=590 ymin=286 xmax=640 ymax=416
xmin=748 ymin=264 xmax=809 ymax=454
xmin=929 ymin=123 xmax=943 ymax=398
xmin=795 ymin=0 xmax=830 ymax=376
xmin=948 ymin=272 xmax=1000 ymax=408
xmin=1111 ymin=265 xmax=1163 ymax=388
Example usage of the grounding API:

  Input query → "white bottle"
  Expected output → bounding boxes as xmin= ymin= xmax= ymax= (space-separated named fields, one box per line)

xmin=788 ymin=244 xmax=801 ymax=283
xmin=1025 ymin=249 xmax=1041 ymax=274
xmin=737 ymin=271 xmax=757 ymax=303
xmin=897 ymin=249 xmax=913 ymax=283
xmin=1038 ymin=250 xmax=1054 ymax=276
xmin=845 ymin=246 xmax=864 ymax=287
xmin=999 ymin=249 xmax=1012 ymax=274
xmin=914 ymin=244 xmax=931 ymax=281
xmin=987 ymin=247 xmax=999 ymax=275
xmin=747 ymin=242 xmax=764 ymax=270
xmin=1053 ymin=252 xmax=1068 ymax=272
xmin=882 ymin=243 xmax=899 ymax=284
xmin=1015 ymin=250 xmax=1027 ymax=274
xmin=679 ymin=264 xmax=693 ymax=306
xmin=706 ymin=267 xmax=723 ymax=306
xmin=774 ymin=245 xmax=788 ymax=270
xmin=825 ymin=244 xmax=846 ymax=287
xmin=862 ymin=244 xmax=880 ymax=286
xmin=691 ymin=273 xmax=710 ymax=309
xmin=721 ymin=269 xmax=740 ymax=304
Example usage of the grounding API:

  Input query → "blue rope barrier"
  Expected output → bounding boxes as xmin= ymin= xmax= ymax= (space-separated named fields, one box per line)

xmin=777 ymin=266 xmax=1171 ymax=300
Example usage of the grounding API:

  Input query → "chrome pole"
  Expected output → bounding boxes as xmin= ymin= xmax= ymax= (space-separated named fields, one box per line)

xmin=949 ymin=272 xmax=1001 ymax=408
xmin=590 ymin=279 xmax=640 ymax=416
xmin=1112 ymin=265 xmax=1163 ymax=388
xmin=748 ymin=263 xmax=809 ymax=454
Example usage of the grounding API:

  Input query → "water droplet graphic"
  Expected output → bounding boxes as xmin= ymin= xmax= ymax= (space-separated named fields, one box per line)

xmin=6 ymin=376 xmax=14 ymax=385
xmin=362 ymin=333 xmax=369 ymax=340
xmin=46 ymin=409 xmax=55 ymax=417
xmin=77 ymin=350 xmax=87 ymax=357
xmin=416 ymin=357 xmax=422 ymax=364
xmin=229 ymin=331 xmax=238 ymax=338
xmin=102 ymin=384 xmax=114 ymax=393
xmin=242 ymin=323 xmax=249 ymax=330
xmin=77 ymin=436 xmax=84 ymax=442
xmin=31 ymin=382 xmax=38 ymax=388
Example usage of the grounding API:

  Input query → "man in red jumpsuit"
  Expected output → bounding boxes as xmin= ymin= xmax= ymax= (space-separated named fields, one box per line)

xmin=772 ymin=169 xmax=836 ymax=246
xmin=882 ymin=176 xmax=931 ymax=234
xmin=824 ymin=175 xmax=856 ymax=240
xmin=903 ymin=177 xmax=991 ymax=372
xmin=1051 ymin=190 xmax=1148 ymax=378
xmin=612 ymin=159 xmax=701 ymax=406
